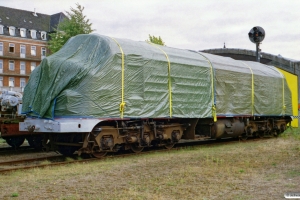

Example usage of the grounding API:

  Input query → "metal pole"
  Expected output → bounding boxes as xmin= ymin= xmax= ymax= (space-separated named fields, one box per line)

xmin=256 ymin=43 xmax=260 ymax=62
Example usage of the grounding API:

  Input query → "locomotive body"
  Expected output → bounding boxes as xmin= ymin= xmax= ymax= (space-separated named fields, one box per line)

xmin=0 ymin=90 xmax=43 ymax=149
xmin=0 ymin=90 xmax=25 ymax=148
xmin=19 ymin=34 xmax=292 ymax=157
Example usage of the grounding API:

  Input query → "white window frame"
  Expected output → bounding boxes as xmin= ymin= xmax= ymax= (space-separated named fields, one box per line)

xmin=20 ymin=28 xmax=26 ymax=37
xmin=0 ymin=42 xmax=3 ymax=56
xmin=9 ymin=26 xmax=15 ymax=36
xmin=9 ymin=60 xmax=15 ymax=71
xmin=31 ymin=46 xmax=36 ymax=56
xmin=31 ymin=62 xmax=36 ymax=72
xmin=41 ymin=31 xmax=47 ymax=40
xmin=31 ymin=30 xmax=37 ymax=39
xmin=20 ymin=78 xmax=26 ymax=89
xmin=0 ymin=25 xmax=3 ymax=34
xmin=9 ymin=77 xmax=14 ymax=87
xmin=0 ymin=76 xmax=3 ymax=87
xmin=20 ymin=45 xmax=26 ymax=58
xmin=41 ymin=47 xmax=46 ymax=59
xmin=9 ymin=43 xmax=15 ymax=53
xmin=0 ymin=60 xmax=3 ymax=73
xmin=20 ymin=61 xmax=26 ymax=75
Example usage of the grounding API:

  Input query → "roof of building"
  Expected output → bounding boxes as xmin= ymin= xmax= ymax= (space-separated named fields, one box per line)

xmin=49 ymin=12 xmax=66 ymax=32
xmin=201 ymin=48 xmax=300 ymax=74
xmin=0 ymin=6 xmax=66 ymax=32
xmin=201 ymin=48 xmax=300 ymax=63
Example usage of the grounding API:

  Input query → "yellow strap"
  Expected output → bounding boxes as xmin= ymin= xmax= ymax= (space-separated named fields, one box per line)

xmin=241 ymin=62 xmax=254 ymax=116
xmin=110 ymin=37 xmax=126 ymax=118
xmin=147 ymin=42 xmax=173 ymax=117
xmin=196 ymin=52 xmax=216 ymax=122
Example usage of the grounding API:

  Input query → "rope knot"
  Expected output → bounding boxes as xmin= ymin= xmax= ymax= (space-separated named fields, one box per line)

xmin=120 ymin=102 xmax=126 ymax=112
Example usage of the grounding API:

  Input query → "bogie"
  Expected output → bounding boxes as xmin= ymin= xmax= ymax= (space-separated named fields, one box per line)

xmin=5 ymin=136 xmax=25 ymax=148
xmin=26 ymin=135 xmax=43 ymax=150
xmin=43 ymin=116 xmax=290 ymax=157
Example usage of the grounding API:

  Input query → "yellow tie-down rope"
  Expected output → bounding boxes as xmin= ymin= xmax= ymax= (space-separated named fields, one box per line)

xmin=196 ymin=52 xmax=217 ymax=122
xmin=241 ymin=62 xmax=255 ymax=116
xmin=147 ymin=42 xmax=173 ymax=117
xmin=110 ymin=37 xmax=126 ymax=118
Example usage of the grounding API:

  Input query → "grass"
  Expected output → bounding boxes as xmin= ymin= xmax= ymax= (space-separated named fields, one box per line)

xmin=0 ymin=130 xmax=299 ymax=200
xmin=0 ymin=137 xmax=6 ymax=144
xmin=281 ymin=126 xmax=300 ymax=140
xmin=10 ymin=193 xmax=18 ymax=197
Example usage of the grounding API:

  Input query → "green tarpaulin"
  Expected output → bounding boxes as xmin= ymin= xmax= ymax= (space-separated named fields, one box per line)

xmin=22 ymin=34 xmax=292 ymax=119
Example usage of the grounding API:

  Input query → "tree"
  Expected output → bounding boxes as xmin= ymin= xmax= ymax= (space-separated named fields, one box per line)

xmin=48 ymin=3 xmax=94 ymax=54
xmin=147 ymin=35 xmax=165 ymax=46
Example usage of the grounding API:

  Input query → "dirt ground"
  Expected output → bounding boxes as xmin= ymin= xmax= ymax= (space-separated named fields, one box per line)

xmin=0 ymin=130 xmax=299 ymax=200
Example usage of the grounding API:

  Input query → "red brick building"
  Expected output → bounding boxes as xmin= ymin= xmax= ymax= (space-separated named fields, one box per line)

xmin=0 ymin=6 xmax=66 ymax=92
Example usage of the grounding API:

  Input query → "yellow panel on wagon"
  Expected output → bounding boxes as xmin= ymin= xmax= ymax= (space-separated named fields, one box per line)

xmin=277 ymin=68 xmax=298 ymax=127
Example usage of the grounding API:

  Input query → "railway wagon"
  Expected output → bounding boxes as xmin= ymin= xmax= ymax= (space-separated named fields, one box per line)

xmin=0 ymin=90 xmax=42 ymax=149
xmin=19 ymin=34 xmax=292 ymax=157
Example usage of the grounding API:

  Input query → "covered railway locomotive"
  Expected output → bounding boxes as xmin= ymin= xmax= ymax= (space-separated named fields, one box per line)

xmin=19 ymin=34 xmax=292 ymax=157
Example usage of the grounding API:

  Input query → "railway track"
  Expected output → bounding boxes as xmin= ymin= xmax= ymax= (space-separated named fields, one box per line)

xmin=0 ymin=146 xmax=41 ymax=156
xmin=0 ymin=136 xmax=271 ymax=173
xmin=0 ymin=155 xmax=75 ymax=173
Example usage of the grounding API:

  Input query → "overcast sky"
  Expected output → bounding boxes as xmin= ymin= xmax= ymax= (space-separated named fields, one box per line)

xmin=1 ymin=0 xmax=300 ymax=60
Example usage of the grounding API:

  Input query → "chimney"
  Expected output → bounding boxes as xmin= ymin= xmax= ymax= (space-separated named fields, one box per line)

xmin=33 ymin=8 xmax=38 ymax=17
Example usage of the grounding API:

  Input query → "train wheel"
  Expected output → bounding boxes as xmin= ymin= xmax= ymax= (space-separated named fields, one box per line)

xmin=164 ymin=143 xmax=175 ymax=149
xmin=240 ymin=133 xmax=248 ymax=141
xmin=273 ymin=131 xmax=279 ymax=137
xmin=57 ymin=145 xmax=79 ymax=156
xmin=130 ymin=144 xmax=144 ymax=153
xmin=91 ymin=146 xmax=107 ymax=158
xmin=5 ymin=136 xmax=25 ymax=148
xmin=92 ymin=151 xmax=107 ymax=158
xmin=26 ymin=135 xmax=43 ymax=150
xmin=257 ymin=132 xmax=264 ymax=138
xmin=56 ymin=134 xmax=81 ymax=156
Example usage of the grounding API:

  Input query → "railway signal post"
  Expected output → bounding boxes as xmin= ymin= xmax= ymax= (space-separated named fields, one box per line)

xmin=248 ymin=26 xmax=265 ymax=62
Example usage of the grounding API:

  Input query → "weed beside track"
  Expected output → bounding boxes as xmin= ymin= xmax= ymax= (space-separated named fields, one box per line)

xmin=0 ymin=130 xmax=299 ymax=200
xmin=0 ymin=136 xmax=255 ymax=173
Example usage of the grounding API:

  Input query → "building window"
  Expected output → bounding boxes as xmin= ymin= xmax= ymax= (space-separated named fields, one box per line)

xmin=31 ymin=30 xmax=37 ymax=39
xmin=9 ymin=60 xmax=14 ymax=71
xmin=20 ymin=45 xmax=26 ymax=58
xmin=9 ymin=77 xmax=14 ymax=87
xmin=20 ymin=28 xmax=27 ymax=37
xmin=31 ymin=62 xmax=36 ymax=72
xmin=0 ymin=76 xmax=3 ymax=87
xmin=20 ymin=78 xmax=26 ymax=89
xmin=41 ymin=47 xmax=46 ymax=59
xmin=0 ymin=25 xmax=3 ymax=34
xmin=0 ymin=60 xmax=2 ymax=73
xmin=41 ymin=31 xmax=47 ymax=40
xmin=9 ymin=43 xmax=15 ymax=53
xmin=20 ymin=61 xmax=26 ymax=74
xmin=31 ymin=46 xmax=36 ymax=56
xmin=0 ymin=42 xmax=3 ymax=56
xmin=9 ymin=26 xmax=16 ymax=36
